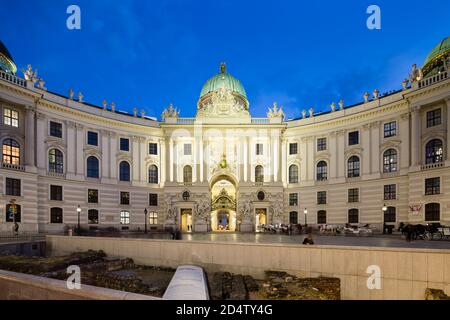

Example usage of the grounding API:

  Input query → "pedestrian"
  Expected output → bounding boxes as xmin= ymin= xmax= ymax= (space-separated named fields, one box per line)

xmin=406 ymin=224 xmax=413 ymax=243
xmin=302 ymin=232 xmax=314 ymax=245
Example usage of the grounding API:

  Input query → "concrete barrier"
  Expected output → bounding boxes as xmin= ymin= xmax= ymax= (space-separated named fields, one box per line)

xmin=0 ymin=269 xmax=160 ymax=300
xmin=163 ymin=265 xmax=209 ymax=300
xmin=46 ymin=235 xmax=450 ymax=300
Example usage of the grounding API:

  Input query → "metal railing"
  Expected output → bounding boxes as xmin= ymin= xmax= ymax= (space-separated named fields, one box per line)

xmin=0 ymin=70 xmax=26 ymax=87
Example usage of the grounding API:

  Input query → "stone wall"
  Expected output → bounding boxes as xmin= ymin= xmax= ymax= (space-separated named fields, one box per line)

xmin=46 ymin=235 xmax=450 ymax=300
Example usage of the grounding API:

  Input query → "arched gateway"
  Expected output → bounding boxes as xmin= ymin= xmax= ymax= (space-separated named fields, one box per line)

xmin=209 ymin=174 xmax=238 ymax=232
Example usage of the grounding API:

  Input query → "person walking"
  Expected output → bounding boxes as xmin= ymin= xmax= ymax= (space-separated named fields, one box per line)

xmin=302 ymin=232 xmax=314 ymax=245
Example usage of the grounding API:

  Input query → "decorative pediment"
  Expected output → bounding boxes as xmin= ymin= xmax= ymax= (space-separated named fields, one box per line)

xmin=380 ymin=138 xmax=401 ymax=150
xmin=345 ymin=146 xmax=363 ymax=157
xmin=212 ymin=188 xmax=236 ymax=211
xmin=84 ymin=146 xmax=101 ymax=157
xmin=46 ymin=138 xmax=66 ymax=150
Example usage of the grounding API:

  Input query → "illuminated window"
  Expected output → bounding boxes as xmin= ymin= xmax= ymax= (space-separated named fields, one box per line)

xmin=120 ymin=210 xmax=130 ymax=225
xmin=2 ymin=139 xmax=20 ymax=165
xmin=49 ymin=149 xmax=64 ymax=173
xmin=149 ymin=212 xmax=158 ymax=225
xmin=3 ymin=108 xmax=18 ymax=127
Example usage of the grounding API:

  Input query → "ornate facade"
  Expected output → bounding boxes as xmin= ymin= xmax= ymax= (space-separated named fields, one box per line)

xmin=0 ymin=37 xmax=449 ymax=233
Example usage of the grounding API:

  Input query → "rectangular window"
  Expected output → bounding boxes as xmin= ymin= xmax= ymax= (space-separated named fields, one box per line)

xmin=49 ymin=121 xmax=62 ymax=138
xmin=50 ymin=185 xmax=63 ymax=201
xmin=5 ymin=178 xmax=21 ymax=196
xmin=88 ymin=209 xmax=99 ymax=224
xmin=120 ymin=191 xmax=130 ymax=205
xmin=149 ymin=212 xmax=158 ymax=225
xmin=289 ymin=143 xmax=298 ymax=155
xmin=120 ymin=210 xmax=130 ymax=225
xmin=256 ymin=143 xmax=263 ymax=155
xmin=384 ymin=184 xmax=396 ymax=200
xmin=317 ymin=191 xmax=327 ymax=205
xmin=88 ymin=189 xmax=98 ymax=203
xmin=120 ymin=138 xmax=129 ymax=151
xmin=348 ymin=188 xmax=359 ymax=203
xmin=384 ymin=121 xmax=397 ymax=138
xmin=426 ymin=109 xmax=441 ymax=128
xmin=149 ymin=143 xmax=158 ymax=155
xmin=289 ymin=193 xmax=298 ymax=206
xmin=184 ymin=143 xmax=192 ymax=156
xmin=87 ymin=131 xmax=98 ymax=146
xmin=348 ymin=131 xmax=359 ymax=145
xmin=50 ymin=207 xmax=63 ymax=224
xmin=425 ymin=177 xmax=440 ymax=195
xmin=149 ymin=193 xmax=158 ymax=206
xmin=3 ymin=108 xmax=19 ymax=127
xmin=317 ymin=138 xmax=327 ymax=151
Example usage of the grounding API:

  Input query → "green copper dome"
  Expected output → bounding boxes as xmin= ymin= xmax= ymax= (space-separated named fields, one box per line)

xmin=200 ymin=63 xmax=247 ymax=99
xmin=0 ymin=40 xmax=17 ymax=74
xmin=422 ymin=36 xmax=450 ymax=77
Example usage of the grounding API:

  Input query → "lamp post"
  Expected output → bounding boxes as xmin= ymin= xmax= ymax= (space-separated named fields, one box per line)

xmin=382 ymin=204 xmax=388 ymax=234
xmin=303 ymin=208 xmax=308 ymax=228
xmin=144 ymin=208 xmax=148 ymax=234
xmin=76 ymin=205 xmax=81 ymax=235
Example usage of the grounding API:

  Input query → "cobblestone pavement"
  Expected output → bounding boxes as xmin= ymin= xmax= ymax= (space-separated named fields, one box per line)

xmin=182 ymin=232 xmax=450 ymax=249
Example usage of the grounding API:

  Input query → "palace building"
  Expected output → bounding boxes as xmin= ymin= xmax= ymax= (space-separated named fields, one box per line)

xmin=0 ymin=37 xmax=449 ymax=233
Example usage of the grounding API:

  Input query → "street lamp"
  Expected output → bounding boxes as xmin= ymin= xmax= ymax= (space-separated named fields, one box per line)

xmin=76 ymin=205 xmax=81 ymax=235
xmin=382 ymin=204 xmax=388 ymax=212
xmin=303 ymin=208 xmax=308 ymax=227
xmin=144 ymin=208 xmax=148 ymax=234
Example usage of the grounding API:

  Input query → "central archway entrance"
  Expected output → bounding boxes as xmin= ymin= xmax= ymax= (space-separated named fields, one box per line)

xmin=210 ymin=177 xmax=237 ymax=232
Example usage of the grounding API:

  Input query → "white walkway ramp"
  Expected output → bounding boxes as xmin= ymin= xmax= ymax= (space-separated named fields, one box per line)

xmin=163 ymin=265 xmax=209 ymax=300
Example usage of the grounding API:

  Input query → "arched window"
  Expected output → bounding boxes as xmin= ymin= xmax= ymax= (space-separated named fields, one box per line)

xmin=119 ymin=161 xmax=130 ymax=181
xmin=255 ymin=165 xmax=264 ymax=183
xmin=289 ymin=165 xmax=298 ymax=184
xmin=425 ymin=139 xmax=443 ymax=164
xmin=425 ymin=203 xmax=440 ymax=221
xmin=289 ymin=211 xmax=298 ymax=224
xmin=383 ymin=149 xmax=398 ymax=173
xmin=348 ymin=208 xmax=359 ymax=223
xmin=148 ymin=165 xmax=158 ymax=184
xmin=86 ymin=156 xmax=99 ymax=178
xmin=88 ymin=209 xmax=99 ymax=224
xmin=49 ymin=149 xmax=64 ymax=173
xmin=317 ymin=210 xmax=327 ymax=224
xmin=2 ymin=139 xmax=20 ymax=165
xmin=347 ymin=156 xmax=360 ymax=178
xmin=316 ymin=161 xmax=328 ymax=181
xmin=50 ymin=207 xmax=63 ymax=224
xmin=5 ymin=204 xmax=21 ymax=222
xmin=384 ymin=206 xmax=396 ymax=223
xmin=183 ymin=165 xmax=192 ymax=183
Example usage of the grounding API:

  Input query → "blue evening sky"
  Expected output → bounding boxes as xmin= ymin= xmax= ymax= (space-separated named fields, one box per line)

xmin=1 ymin=0 xmax=449 ymax=120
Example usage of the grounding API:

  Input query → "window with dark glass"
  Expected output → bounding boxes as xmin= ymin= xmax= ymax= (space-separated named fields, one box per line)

xmin=2 ymin=138 xmax=20 ymax=165
xmin=384 ymin=184 xmax=396 ymax=200
xmin=120 ymin=138 xmax=129 ymax=151
xmin=347 ymin=156 xmax=360 ymax=178
xmin=184 ymin=143 xmax=192 ymax=155
xmin=425 ymin=177 xmax=440 ymax=195
xmin=50 ymin=207 xmax=63 ymax=224
xmin=256 ymin=143 xmax=263 ymax=155
xmin=425 ymin=139 xmax=443 ymax=164
xmin=317 ymin=191 xmax=327 ymax=205
xmin=289 ymin=165 xmax=298 ymax=184
xmin=317 ymin=138 xmax=327 ymax=151
xmin=86 ymin=156 xmax=99 ymax=178
xmin=3 ymin=108 xmax=19 ymax=127
xmin=49 ymin=121 xmax=62 ymax=138
xmin=383 ymin=149 xmax=398 ymax=173
xmin=149 ymin=193 xmax=158 ymax=206
xmin=348 ymin=131 xmax=359 ymax=145
xmin=426 ymin=109 xmax=441 ymax=128
xmin=289 ymin=193 xmax=298 ymax=206
xmin=50 ymin=185 xmax=63 ymax=201
xmin=88 ymin=189 xmax=98 ymax=203
xmin=6 ymin=204 xmax=21 ymax=222
xmin=120 ymin=191 xmax=130 ymax=205
xmin=384 ymin=121 xmax=397 ymax=138
xmin=255 ymin=165 xmax=264 ymax=183
xmin=5 ymin=178 xmax=20 ymax=196
xmin=148 ymin=165 xmax=158 ymax=184
xmin=425 ymin=203 xmax=440 ymax=221
xmin=183 ymin=165 xmax=192 ymax=183
xmin=257 ymin=191 xmax=265 ymax=201
xmin=384 ymin=207 xmax=396 ymax=223
xmin=120 ymin=210 xmax=130 ymax=225
xmin=87 ymin=131 xmax=98 ymax=146
xmin=119 ymin=161 xmax=130 ymax=181
xmin=88 ymin=209 xmax=99 ymax=224
xmin=317 ymin=210 xmax=327 ymax=224
xmin=149 ymin=143 xmax=158 ymax=155
xmin=289 ymin=211 xmax=298 ymax=224
xmin=316 ymin=161 xmax=328 ymax=181
xmin=348 ymin=209 xmax=359 ymax=223
xmin=289 ymin=143 xmax=298 ymax=155
xmin=348 ymin=188 xmax=359 ymax=203
xmin=49 ymin=148 xmax=64 ymax=173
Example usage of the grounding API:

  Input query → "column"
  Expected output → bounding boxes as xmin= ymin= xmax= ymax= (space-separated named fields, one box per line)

xmin=400 ymin=113 xmax=410 ymax=170
xmin=306 ymin=137 xmax=314 ymax=181
xmin=66 ymin=121 xmax=76 ymax=176
xmin=75 ymin=124 xmax=84 ymax=177
xmin=329 ymin=132 xmax=337 ymax=179
xmin=169 ymin=139 xmax=173 ymax=182
xmin=362 ymin=124 xmax=371 ymax=176
xmin=173 ymin=141 xmax=178 ymax=182
xmin=244 ymin=137 xmax=249 ymax=182
xmin=24 ymin=106 xmax=36 ymax=168
xmin=281 ymin=138 xmax=287 ymax=183
xmin=194 ymin=137 xmax=199 ymax=183
xmin=109 ymin=132 xmax=117 ymax=179
xmin=35 ymin=112 xmax=46 ymax=173
xmin=199 ymin=138 xmax=204 ymax=182
xmin=139 ymin=137 xmax=146 ymax=183
xmin=337 ymin=131 xmax=345 ymax=178
xmin=272 ymin=132 xmax=279 ymax=182
xmin=101 ymin=130 xmax=110 ymax=179
xmin=411 ymin=106 xmax=421 ymax=167
xmin=300 ymin=138 xmax=307 ymax=181
xmin=248 ymin=137 xmax=253 ymax=182
xmin=370 ymin=122 xmax=380 ymax=174
xmin=161 ymin=139 xmax=166 ymax=184
xmin=447 ymin=99 xmax=450 ymax=161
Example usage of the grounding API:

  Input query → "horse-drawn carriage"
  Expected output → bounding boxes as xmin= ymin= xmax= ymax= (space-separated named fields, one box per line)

xmin=400 ymin=223 xmax=449 ymax=241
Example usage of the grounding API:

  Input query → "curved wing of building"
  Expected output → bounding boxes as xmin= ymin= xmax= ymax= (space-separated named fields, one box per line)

xmin=0 ymin=37 xmax=449 ymax=234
